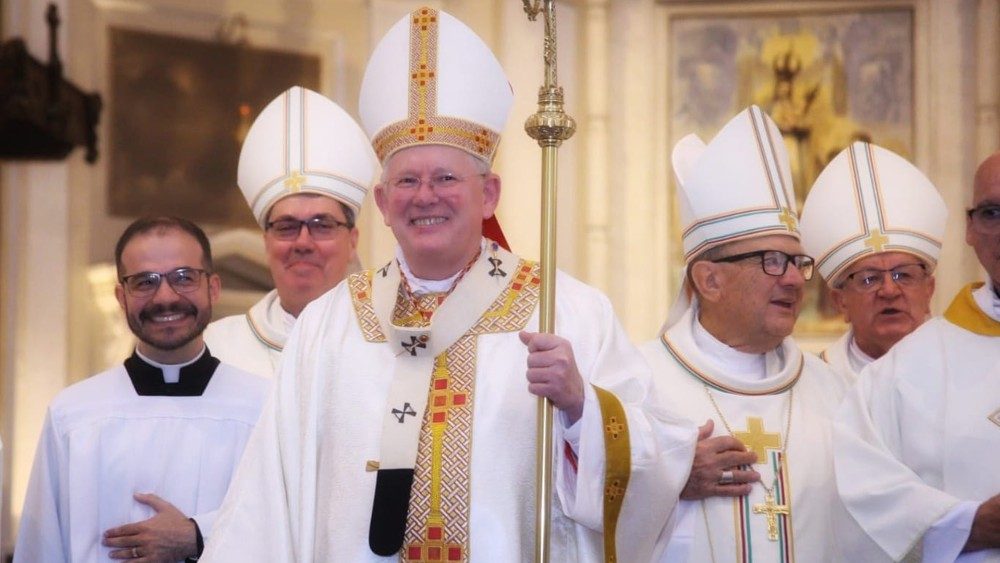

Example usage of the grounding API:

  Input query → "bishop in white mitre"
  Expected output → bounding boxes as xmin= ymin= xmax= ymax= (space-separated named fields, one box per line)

xmin=800 ymin=142 xmax=946 ymax=382
xmin=642 ymin=106 xmax=887 ymax=562
xmin=202 ymin=7 xmax=697 ymax=563
xmin=204 ymin=86 xmax=379 ymax=379
xmin=834 ymin=151 xmax=1000 ymax=561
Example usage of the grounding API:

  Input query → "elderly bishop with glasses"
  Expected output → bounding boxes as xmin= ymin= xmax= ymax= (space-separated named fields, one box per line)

xmin=14 ymin=217 xmax=268 ymax=563
xmin=833 ymin=151 xmax=1000 ymax=561
xmin=799 ymin=142 xmax=947 ymax=382
xmin=641 ymin=106 xmax=886 ymax=561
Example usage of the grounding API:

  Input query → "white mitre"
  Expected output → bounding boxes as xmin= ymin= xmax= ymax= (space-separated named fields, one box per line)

xmin=358 ymin=6 xmax=513 ymax=164
xmin=799 ymin=141 xmax=947 ymax=284
xmin=674 ymin=105 xmax=800 ymax=261
xmin=664 ymin=105 xmax=799 ymax=329
xmin=237 ymin=86 xmax=379 ymax=227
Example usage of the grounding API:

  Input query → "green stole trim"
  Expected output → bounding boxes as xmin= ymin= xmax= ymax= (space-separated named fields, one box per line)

xmin=943 ymin=283 xmax=1000 ymax=336
xmin=594 ymin=385 xmax=631 ymax=563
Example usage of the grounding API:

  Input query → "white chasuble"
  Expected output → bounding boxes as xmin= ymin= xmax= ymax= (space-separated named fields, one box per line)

xmin=202 ymin=241 xmax=698 ymax=563
xmin=642 ymin=306 xmax=882 ymax=562
xmin=204 ymin=289 xmax=289 ymax=378
xmin=835 ymin=283 xmax=1000 ymax=561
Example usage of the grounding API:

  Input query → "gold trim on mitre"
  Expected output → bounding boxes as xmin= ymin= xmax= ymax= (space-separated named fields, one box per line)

xmin=370 ymin=7 xmax=501 ymax=163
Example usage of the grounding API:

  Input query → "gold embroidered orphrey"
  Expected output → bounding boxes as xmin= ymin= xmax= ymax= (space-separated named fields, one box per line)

xmin=349 ymin=260 xmax=541 ymax=562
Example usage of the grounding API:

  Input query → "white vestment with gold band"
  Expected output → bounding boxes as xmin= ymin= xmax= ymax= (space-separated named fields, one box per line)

xmin=204 ymin=289 xmax=289 ymax=379
xmin=642 ymin=305 xmax=886 ymax=562
xmin=834 ymin=283 xmax=1000 ymax=562
xmin=202 ymin=242 xmax=697 ymax=562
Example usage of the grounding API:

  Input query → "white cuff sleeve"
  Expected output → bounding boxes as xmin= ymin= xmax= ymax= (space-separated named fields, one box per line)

xmin=923 ymin=500 xmax=979 ymax=563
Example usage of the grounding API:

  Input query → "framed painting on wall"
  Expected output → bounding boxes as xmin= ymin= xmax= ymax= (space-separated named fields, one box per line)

xmin=107 ymin=27 xmax=321 ymax=227
xmin=662 ymin=1 xmax=920 ymax=338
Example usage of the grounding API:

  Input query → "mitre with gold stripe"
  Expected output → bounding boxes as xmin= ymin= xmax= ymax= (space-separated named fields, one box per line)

xmin=358 ymin=7 xmax=513 ymax=164
xmin=237 ymin=86 xmax=379 ymax=227
xmin=673 ymin=105 xmax=800 ymax=262
xmin=799 ymin=141 xmax=947 ymax=283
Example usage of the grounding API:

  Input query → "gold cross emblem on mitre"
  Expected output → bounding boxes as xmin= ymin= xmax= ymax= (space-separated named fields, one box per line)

xmin=778 ymin=207 xmax=798 ymax=231
xmin=284 ymin=170 xmax=306 ymax=192
xmin=864 ymin=228 xmax=889 ymax=253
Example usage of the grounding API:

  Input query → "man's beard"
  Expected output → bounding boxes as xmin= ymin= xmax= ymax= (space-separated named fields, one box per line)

xmin=125 ymin=300 xmax=211 ymax=352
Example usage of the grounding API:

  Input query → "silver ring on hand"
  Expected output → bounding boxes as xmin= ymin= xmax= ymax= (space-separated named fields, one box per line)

xmin=132 ymin=547 xmax=140 ymax=559
xmin=719 ymin=469 xmax=735 ymax=485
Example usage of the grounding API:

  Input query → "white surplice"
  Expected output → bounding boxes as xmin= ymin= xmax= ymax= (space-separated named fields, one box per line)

xmin=202 ymin=244 xmax=697 ymax=562
xmin=13 ymin=359 xmax=267 ymax=563
xmin=204 ymin=290 xmax=291 ymax=378
xmin=642 ymin=304 xmax=885 ymax=562
xmin=834 ymin=283 xmax=1000 ymax=562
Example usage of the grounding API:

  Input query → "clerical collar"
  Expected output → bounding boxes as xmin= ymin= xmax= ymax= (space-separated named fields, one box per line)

xmin=972 ymin=276 xmax=1000 ymax=323
xmin=847 ymin=332 xmax=876 ymax=373
xmin=692 ymin=313 xmax=767 ymax=381
xmin=125 ymin=346 xmax=219 ymax=396
xmin=396 ymin=239 xmax=486 ymax=295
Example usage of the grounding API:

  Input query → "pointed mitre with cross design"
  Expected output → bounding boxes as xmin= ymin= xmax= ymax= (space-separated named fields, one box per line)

xmin=663 ymin=106 xmax=799 ymax=328
xmin=799 ymin=141 xmax=947 ymax=284
xmin=236 ymin=86 xmax=379 ymax=227
xmin=357 ymin=7 xmax=513 ymax=165
xmin=674 ymin=105 xmax=800 ymax=261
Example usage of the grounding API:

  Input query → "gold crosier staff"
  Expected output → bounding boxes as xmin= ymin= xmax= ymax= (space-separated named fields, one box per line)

xmin=522 ymin=1 xmax=576 ymax=562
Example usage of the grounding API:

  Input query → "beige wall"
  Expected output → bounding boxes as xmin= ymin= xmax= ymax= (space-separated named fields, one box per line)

xmin=1 ymin=0 xmax=997 ymax=555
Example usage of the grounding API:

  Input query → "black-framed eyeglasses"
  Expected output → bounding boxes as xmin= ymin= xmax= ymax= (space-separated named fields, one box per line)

xmin=967 ymin=203 xmax=1000 ymax=235
xmin=265 ymin=216 xmax=351 ymax=241
xmin=712 ymin=250 xmax=815 ymax=281
xmin=120 ymin=267 xmax=209 ymax=297
xmin=839 ymin=263 xmax=929 ymax=293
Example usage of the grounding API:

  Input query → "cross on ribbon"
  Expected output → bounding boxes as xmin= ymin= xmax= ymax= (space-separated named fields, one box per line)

xmin=401 ymin=335 xmax=427 ymax=356
xmin=392 ymin=402 xmax=417 ymax=423
xmin=488 ymin=257 xmax=506 ymax=277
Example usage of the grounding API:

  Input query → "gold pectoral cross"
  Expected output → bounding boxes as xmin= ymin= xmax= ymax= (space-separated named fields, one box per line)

xmin=752 ymin=491 xmax=790 ymax=541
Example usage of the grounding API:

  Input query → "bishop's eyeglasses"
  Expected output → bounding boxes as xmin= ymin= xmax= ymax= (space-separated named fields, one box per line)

xmin=120 ymin=267 xmax=209 ymax=297
xmin=711 ymin=250 xmax=815 ymax=281
xmin=838 ymin=263 xmax=929 ymax=293
xmin=265 ymin=216 xmax=351 ymax=241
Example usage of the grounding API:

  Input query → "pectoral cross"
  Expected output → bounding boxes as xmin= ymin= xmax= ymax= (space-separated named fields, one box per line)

xmin=752 ymin=491 xmax=790 ymax=541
